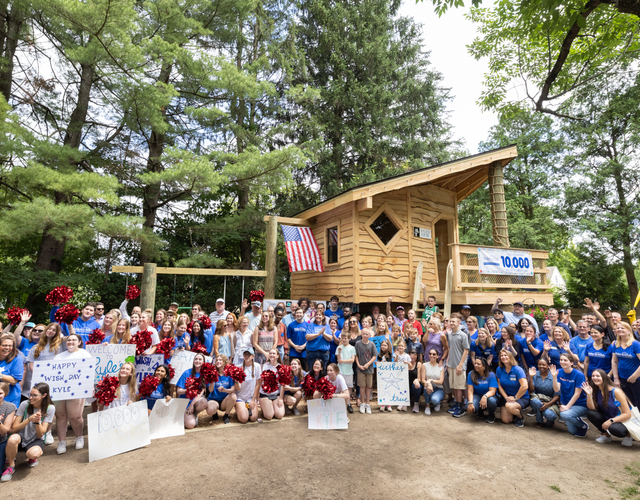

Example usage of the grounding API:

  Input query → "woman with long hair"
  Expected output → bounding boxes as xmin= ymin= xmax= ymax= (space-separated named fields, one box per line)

xmin=176 ymin=353 xmax=207 ymax=429
xmin=100 ymin=310 xmax=118 ymax=343
xmin=257 ymin=348 xmax=285 ymax=420
xmin=190 ymin=304 xmax=202 ymax=322
xmin=109 ymin=318 xmax=132 ymax=345
xmin=423 ymin=318 xmax=448 ymax=363
xmin=466 ymin=316 xmax=479 ymax=341
xmin=53 ymin=334 xmax=90 ymax=454
xmin=584 ymin=327 xmax=613 ymax=378
xmin=253 ymin=311 xmax=278 ymax=366
xmin=495 ymin=326 xmax=524 ymax=367
xmin=159 ymin=320 xmax=176 ymax=341
xmin=213 ymin=320 xmax=231 ymax=359
xmin=612 ymin=322 xmax=640 ymax=407
xmin=190 ymin=320 xmax=212 ymax=355
xmin=484 ymin=317 xmax=499 ymax=340
xmin=139 ymin=365 xmax=172 ymax=413
xmin=496 ymin=349 xmax=529 ymax=427
xmin=543 ymin=326 xmax=577 ymax=367
xmin=0 ymin=334 xmax=23 ymax=408
xmin=551 ymin=352 xmax=589 ymax=437
xmin=328 ymin=317 xmax=341 ymax=363
xmin=233 ymin=316 xmax=254 ymax=365
xmin=174 ymin=319 xmax=191 ymax=351
xmin=421 ymin=349 xmax=445 ymax=415
xmin=154 ymin=309 xmax=166 ymax=331
xmin=520 ymin=325 xmax=543 ymax=371
xmin=102 ymin=362 xmax=137 ymax=410
xmin=235 ymin=351 xmax=261 ymax=423
xmin=2 ymin=382 xmax=54 ymax=482
xmin=466 ymin=357 xmax=498 ymax=422
xmin=284 ymin=358 xmax=306 ymax=415
xmin=584 ymin=369 xmax=633 ymax=446
xmin=406 ymin=349 xmax=423 ymax=413
xmin=206 ymin=355 xmax=237 ymax=425
xmin=471 ymin=328 xmax=496 ymax=368
xmin=516 ymin=317 xmax=533 ymax=338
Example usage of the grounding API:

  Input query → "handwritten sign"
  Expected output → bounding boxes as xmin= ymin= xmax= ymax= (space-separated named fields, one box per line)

xmin=87 ymin=400 xmax=150 ymax=462
xmin=135 ymin=355 xmax=164 ymax=384
xmin=86 ymin=344 xmax=136 ymax=384
xmin=169 ymin=350 xmax=213 ymax=384
xmin=376 ymin=362 xmax=409 ymax=406
xmin=31 ymin=357 xmax=95 ymax=401
xmin=149 ymin=398 xmax=189 ymax=440
xmin=307 ymin=398 xmax=348 ymax=430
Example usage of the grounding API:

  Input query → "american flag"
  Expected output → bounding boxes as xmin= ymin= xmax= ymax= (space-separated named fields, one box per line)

xmin=281 ymin=225 xmax=324 ymax=272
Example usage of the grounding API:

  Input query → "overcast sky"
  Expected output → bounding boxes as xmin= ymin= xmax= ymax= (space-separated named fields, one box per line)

xmin=399 ymin=1 xmax=498 ymax=153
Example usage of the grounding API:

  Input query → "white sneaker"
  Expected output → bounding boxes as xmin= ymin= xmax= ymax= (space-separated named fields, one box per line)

xmin=44 ymin=431 xmax=54 ymax=445
xmin=596 ymin=434 xmax=612 ymax=444
xmin=622 ymin=436 xmax=634 ymax=447
xmin=434 ymin=404 xmax=441 ymax=412
xmin=412 ymin=403 xmax=419 ymax=413
xmin=365 ymin=404 xmax=372 ymax=414
xmin=74 ymin=436 xmax=85 ymax=450
xmin=379 ymin=405 xmax=385 ymax=412
xmin=293 ymin=408 xmax=300 ymax=416
xmin=56 ymin=441 xmax=67 ymax=455
xmin=360 ymin=404 xmax=366 ymax=414
xmin=425 ymin=406 xmax=431 ymax=415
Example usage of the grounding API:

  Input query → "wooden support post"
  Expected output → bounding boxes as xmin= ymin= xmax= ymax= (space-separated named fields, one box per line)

xmin=140 ymin=263 xmax=157 ymax=313
xmin=265 ymin=215 xmax=278 ymax=299
xmin=488 ymin=160 xmax=510 ymax=247
xmin=444 ymin=260 xmax=453 ymax=318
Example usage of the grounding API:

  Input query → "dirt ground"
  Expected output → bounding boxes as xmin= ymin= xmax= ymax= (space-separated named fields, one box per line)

xmin=2 ymin=399 xmax=638 ymax=500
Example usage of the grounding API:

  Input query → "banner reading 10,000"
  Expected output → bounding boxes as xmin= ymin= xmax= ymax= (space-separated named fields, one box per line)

xmin=477 ymin=247 xmax=534 ymax=277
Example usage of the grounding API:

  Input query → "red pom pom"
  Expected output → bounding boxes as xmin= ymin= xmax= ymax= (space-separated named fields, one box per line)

xmin=315 ymin=376 xmax=336 ymax=400
xmin=87 ymin=329 xmax=105 ymax=345
xmin=201 ymin=363 xmax=219 ymax=384
xmin=95 ymin=376 xmax=119 ymax=406
xmin=185 ymin=376 xmax=202 ymax=400
xmin=130 ymin=329 xmax=152 ymax=355
xmin=54 ymin=304 xmax=80 ymax=325
xmin=200 ymin=316 xmax=211 ymax=330
xmin=6 ymin=306 xmax=27 ymax=326
xmin=261 ymin=369 xmax=279 ymax=394
xmin=277 ymin=364 xmax=292 ymax=386
xmin=138 ymin=374 xmax=160 ymax=398
xmin=187 ymin=321 xmax=194 ymax=334
xmin=155 ymin=337 xmax=175 ymax=360
xmin=45 ymin=286 xmax=74 ymax=305
xmin=165 ymin=363 xmax=176 ymax=381
xmin=125 ymin=285 xmax=141 ymax=300
xmin=249 ymin=290 xmax=265 ymax=303
xmin=301 ymin=373 xmax=316 ymax=398
xmin=191 ymin=342 xmax=208 ymax=355
xmin=223 ymin=364 xmax=246 ymax=384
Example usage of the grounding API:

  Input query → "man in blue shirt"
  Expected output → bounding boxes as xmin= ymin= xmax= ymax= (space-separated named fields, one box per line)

xmin=287 ymin=308 xmax=309 ymax=371
xmin=50 ymin=302 xmax=100 ymax=344
xmin=326 ymin=295 xmax=343 ymax=322
xmin=569 ymin=320 xmax=594 ymax=367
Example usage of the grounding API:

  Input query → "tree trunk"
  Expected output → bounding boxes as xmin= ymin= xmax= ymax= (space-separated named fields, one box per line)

xmin=0 ymin=3 xmax=24 ymax=102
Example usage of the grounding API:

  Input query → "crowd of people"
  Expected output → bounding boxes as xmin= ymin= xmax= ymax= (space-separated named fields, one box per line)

xmin=1 ymin=291 xmax=639 ymax=482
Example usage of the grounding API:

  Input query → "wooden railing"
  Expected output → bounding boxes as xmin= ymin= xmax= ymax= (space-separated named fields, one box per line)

xmin=450 ymin=244 xmax=550 ymax=291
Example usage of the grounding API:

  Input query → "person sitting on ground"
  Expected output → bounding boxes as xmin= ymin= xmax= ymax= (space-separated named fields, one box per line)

xmin=102 ymin=362 xmax=137 ymax=410
xmin=584 ymin=369 xmax=633 ymax=446
xmin=496 ymin=349 xmax=529 ymax=428
xmin=314 ymin=363 xmax=350 ymax=402
xmin=551 ymin=353 xmax=589 ymax=438
xmin=527 ymin=358 xmax=560 ymax=428
xmin=257 ymin=349 xmax=285 ymax=421
xmin=176 ymin=353 xmax=207 ymax=429
xmin=140 ymin=365 xmax=172 ymax=413
xmin=284 ymin=358 xmax=305 ymax=416
xmin=206 ymin=355 xmax=237 ymax=425
xmin=466 ymin=357 xmax=498 ymax=423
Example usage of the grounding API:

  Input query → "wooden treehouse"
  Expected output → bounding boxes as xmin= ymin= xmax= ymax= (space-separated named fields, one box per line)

xmin=264 ymin=145 xmax=553 ymax=311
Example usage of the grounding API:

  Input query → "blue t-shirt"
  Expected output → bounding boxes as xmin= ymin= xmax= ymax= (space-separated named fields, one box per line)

xmin=467 ymin=371 xmax=498 ymax=396
xmin=406 ymin=339 xmax=424 ymax=359
xmin=175 ymin=332 xmax=190 ymax=350
xmin=585 ymin=344 xmax=613 ymax=376
xmin=287 ymin=321 xmax=309 ymax=358
xmin=306 ymin=323 xmax=330 ymax=352
xmin=176 ymin=368 xmax=201 ymax=398
xmin=569 ymin=336 xmax=594 ymax=363
xmin=546 ymin=341 xmax=569 ymax=367
xmin=470 ymin=331 xmax=478 ymax=342
xmin=472 ymin=341 xmax=496 ymax=361
xmin=143 ymin=382 xmax=169 ymax=410
xmin=557 ymin=368 xmax=587 ymax=407
xmin=496 ymin=365 xmax=528 ymax=398
xmin=208 ymin=375 xmax=234 ymax=401
xmin=539 ymin=332 xmax=550 ymax=342
xmin=18 ymin=337 xmax=38 ymax=358
xmin=520 ymin=337 xmax=544 ymax=368
xmin=326 ymin=308 xmax=344 ymax=320
xmin=50 ymin=306 xmax=101 ymax=344
xmin=190 ymin=329 xmax=213 ymax=354
xmin=0 ymin=356 xmax=24 ymax=406
xmin=329 ymin=329 xmax=342 ymax=359
xmin=614 ymin=341 xmax=640 ymax=379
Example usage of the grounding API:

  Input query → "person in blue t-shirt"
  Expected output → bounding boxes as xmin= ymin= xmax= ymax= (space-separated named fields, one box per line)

xmin=0 ymin=334 xmax=24 ymax=407
xmin=466 ymin=357 xmax=498 ymax=423
xmin=520 ymin=326 xmax=543 ymax=370
xmin=543 ymin=327 xmax=578 ymax=367
xmin=287 ymin=309 xmax=309 ymax=371
xmin=551 ymin=352 xmax=589 ymax=437
xmin=140 ymin=365 xmax=172 ymax=413
xmin=527 ymin=358 xmax=560 ymax=428
xmin=570 ymin=320 xmax=595 ymax=367
xmin=326 ymin=296 xmax=344 ymax=322
xmin=176 ymin=353 xmax=207 ymax=429
xmin=205 ymin=355 xmax=238 ymax=425
xmin=305 ymin=312 xmax=333 ymax=370
xmin=471 ymin=329 xmax=496 ymax=368
xmin=612 ymin=322 xmax=640 ymax=407
xmin=50 ymin=302 xmax=100 ymax=345
xmin=496 ymin=349 xmax=529 ymax=428
xmin=584 ymin=328 xmax=613 ymax=377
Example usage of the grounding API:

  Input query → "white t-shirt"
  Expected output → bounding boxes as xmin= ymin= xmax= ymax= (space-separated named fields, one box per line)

xmin=395 ymin=352 xmax=411 ymax=363
xmin=329 ymin=374 xmax=348 ymax=393
xmin=260 ymin=362 xmax=280 ymax=396
xmin=130 ymin=326 xmax=160 ymax=354
xmin=107 ymin=384 xmax=131 ymax=409
xmin=424 ymin=362 xmax=444 ymax=388
xmin=27 ymin=339 xmax=66 ymax=363
xmin=245 ymin=312 xmax=261 ymax=332
xmin=54 ymin=348 xmax=91 ymax=360
xmin=235 ymin=362 xmax=262 ymax=402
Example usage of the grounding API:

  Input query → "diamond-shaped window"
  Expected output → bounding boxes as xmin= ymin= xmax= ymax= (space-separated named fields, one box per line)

xmin=370 ymin=212 xmax=399 ymax=246
xmin=364 ymin=202 xmax=407 ymax=255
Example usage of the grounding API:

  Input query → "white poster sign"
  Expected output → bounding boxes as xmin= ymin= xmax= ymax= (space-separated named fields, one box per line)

xmin=376 ymin=362 xmax=410 ymax=406
xmin=307 ymin=398 xmax=348 ymax=430
xmin=169 ymin=350 xmax=212 ymax=384
xmin=149 ymin=398 xmax=189 ymax=440
xmin=135 ymin=355 xmax=165 ymax=384
xmin=87 ymin=400 xmax=150 ymax=462
xmin=31 ymin=356 xmax=95 ymax=401
xmin=263 ymin=299 xmax=326 ymax=312
xmin=478 ymin=247 xmax=534 ymax=276
xmin=86 ymin=344 xmax=136 ymax=384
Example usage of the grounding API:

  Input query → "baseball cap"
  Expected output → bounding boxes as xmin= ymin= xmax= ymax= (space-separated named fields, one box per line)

xmin=216 ymin=298 xmax=225 ymax=304
xmin=252 ymin=301 xmax=262 ymax=307
xmin=170 ymin=302 xmax=179 ymax=307
xmin=396 ymin=306 xmax=405 ymax=311
xmin=461 ymin=305 xmax=471 ymax=310
xmin=513 ymin=301 xmax=524 ymax=307
xmin=25 ymin=322 xmax=36 ymax=328
xmin=243 ymin=349 xmax=254 ymax=355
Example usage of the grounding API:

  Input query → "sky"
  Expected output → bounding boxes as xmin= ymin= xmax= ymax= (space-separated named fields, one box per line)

xmin=399 ymin=1 xmax=498 ymax=153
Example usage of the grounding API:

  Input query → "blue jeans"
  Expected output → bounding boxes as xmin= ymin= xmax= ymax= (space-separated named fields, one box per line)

xmin=410 ymin=384 xmax=424 ymax=404
xmin=559 ymin=405 xmax=588 ymax=435
xmin=530 ymin=398 xmax=558 ymax=424
xmin=276 ymin=345 xmax=285 ymax=363
xmin=471 ymin=394 xmax=497 ymax=415
xmin=306 ymin=350 xmax=329 ymax=371
xmin=424 ymin=388 xmax=445 ymax=406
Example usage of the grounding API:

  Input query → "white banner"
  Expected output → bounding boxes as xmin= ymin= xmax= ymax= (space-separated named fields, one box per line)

xmin=478 ymin=247 xmax=534 ymax=276
xmin=135 ymin=355 xmax=165 ymax=385
xmin=149 ymin=398 xmax=189 ymax=440
xmin=168 ymin=350 xmax=213 ymax=384
xmin=86 ymin=344 xmax=136 ymax=384
xmin=31 ymin=356 xmax=95 ymax=401
xmin=263 ymin=299 xmax=326 ymax=312
xmin=376 ymin=362 xmax=410 ymax=406
xmin=307 ymin=398 xmax=348 ymax=430
xmin=87 ymin=400 xmax=150 ymax=462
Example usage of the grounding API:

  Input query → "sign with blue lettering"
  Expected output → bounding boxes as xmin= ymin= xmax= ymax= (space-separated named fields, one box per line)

xmin=307 ymin=398 xmax=349 ymax=429
xmin=86 ymin=344 xmax=136 ymax=384
xmin=31 ymin=357 xmax=96 ymax=401
xmin=478 ymin=247 xmax=534 ymax=276
xmin=376 ymin=362 xmax=410 ymax=406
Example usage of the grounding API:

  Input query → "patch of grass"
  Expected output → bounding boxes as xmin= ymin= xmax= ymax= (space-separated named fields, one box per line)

xmin=611 ymin=462 xmax=640 ymax=499
xmin=550 ymin=484 xmax=562 ymax=493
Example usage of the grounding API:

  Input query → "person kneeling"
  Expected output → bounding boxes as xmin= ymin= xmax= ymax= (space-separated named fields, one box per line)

xmin=466 ymin=358 xmax=498 ymax=423
xmin=206 ymin=355 xmax=238 ymax=425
